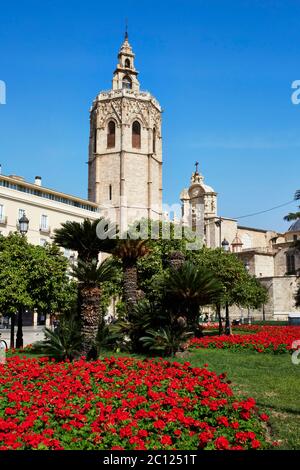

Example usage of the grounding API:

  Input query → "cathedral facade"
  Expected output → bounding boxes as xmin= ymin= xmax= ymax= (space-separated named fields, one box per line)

xmin=87 ymin=33 xmax=163 ymax=233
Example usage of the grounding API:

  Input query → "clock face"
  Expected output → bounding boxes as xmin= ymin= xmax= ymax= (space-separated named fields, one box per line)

xmin=191 ymin=187 xmax=201 ymax=197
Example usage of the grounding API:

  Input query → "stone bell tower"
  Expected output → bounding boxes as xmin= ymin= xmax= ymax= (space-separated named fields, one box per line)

xmin=88 ymin=32 xmax=163 ymax=232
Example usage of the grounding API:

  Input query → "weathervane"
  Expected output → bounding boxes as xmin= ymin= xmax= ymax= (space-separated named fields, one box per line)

xmin=125 ymin=18 xmax=128 ymax=39
xmin=195 ymin=161 xmax=199 ymax=174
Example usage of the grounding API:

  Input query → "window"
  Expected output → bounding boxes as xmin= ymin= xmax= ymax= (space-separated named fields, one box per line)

xmin=132 ymin=121 xmax=141 ymax=148
xmin=93 ymin=127 xmax=97 ymax=153
xmin=0 ymin=204 xmax=3 ymax=221
xmin=286 ymin=253 xmax=296 ymax=274
xmin=109 ymin=184 xmax=112 ymax=201
xmin=107 ymin=121 xmax=116 ymax=148
xmin=293 ymin=234 xmax=298 ymax=242
xmin=125 ymin=58 xmax=130 ymax=68
xmin=153 ymin=127 xmax=156 ymax=153
xmin=40 ymin=214 xmax=48 ymax=230
xmin=18 ymin=209 xmax=25 ymax=220
xmin=122 ymin=75 xmax=132 ymax=89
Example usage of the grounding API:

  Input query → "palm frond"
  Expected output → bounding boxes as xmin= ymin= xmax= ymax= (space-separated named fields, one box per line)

xmin=284 ymin=212 xmax=300 ymax=222
xmin=53 ymin=218 xmax=117 ymax=261
xmin=72 ymin=258 xmax=117 ymax=285
xmin=114 ymin=239 xmax=150 ymax=265
xmin=31 ymin=320 xmax=81 ymax=361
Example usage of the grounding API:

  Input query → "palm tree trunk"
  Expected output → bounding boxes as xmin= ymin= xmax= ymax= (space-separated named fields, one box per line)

xmin=80 ymin=285 xmax=101 ymax=359
xmin=123 ymin=264 xmax=138 ymax=314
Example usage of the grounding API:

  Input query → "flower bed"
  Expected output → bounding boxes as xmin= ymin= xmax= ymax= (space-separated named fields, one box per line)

xmin=191 ymin=326 xmax=300 ymax=353
xmin=0 ymin=356 xmax=270 ymax=450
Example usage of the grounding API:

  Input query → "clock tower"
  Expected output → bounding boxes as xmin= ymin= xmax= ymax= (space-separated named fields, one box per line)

xmin=180 ymin=164 xmax=217 ymax=242
xmin=87 ymin=33 xmax=163 ymax=232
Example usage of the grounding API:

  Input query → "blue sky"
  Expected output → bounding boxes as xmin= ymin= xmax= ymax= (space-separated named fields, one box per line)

xmin=0 ymin=0 xmax=299 ymax=232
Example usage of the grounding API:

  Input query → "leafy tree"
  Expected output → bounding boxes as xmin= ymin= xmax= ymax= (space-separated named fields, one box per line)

xmin=186 ymin=247 xmax=268 ymax=334
xmin=136 ymin=219 xmax=201 ymax=301
xmin=0 ymin=234 xmax=75 ymax=347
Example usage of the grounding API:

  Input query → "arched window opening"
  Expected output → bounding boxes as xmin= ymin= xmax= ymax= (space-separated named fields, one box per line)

xmin=125 ymin=58 xmax=131 ymax=68
xmin=93 ymin=128 xmax=97 ymax=153
xmin=109 ymin=184 xmax=112 ymax=201
xmin=153 ymin=127 xmax=156 ymax=153
xmin=107 ymin=121 xmax=116 ymax=148
xmin=286 ymin=253 xmax=296 ymax=274
xmin=122 ymin=75 xmax=132 ymax=89
xmin=132 ymin=121 xmax=141 ymax=148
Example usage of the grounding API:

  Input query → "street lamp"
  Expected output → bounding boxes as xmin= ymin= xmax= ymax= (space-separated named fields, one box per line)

xmin=15 ymin=213 xmax=29 ymax=348
xmin=244 ymin=261 xmax=251 ymax=325
xmin=18 ymin=213 xmax=29 ymax=235
xmin=221 ymin=238 xmax=230 ymax=252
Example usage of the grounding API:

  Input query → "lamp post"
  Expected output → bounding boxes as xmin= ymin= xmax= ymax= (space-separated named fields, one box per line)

xmin=221 ymin=238 xmax=230 ymax=252
xmin=221 ymin=238 xmax=231 ymax=334
xmin=15 ymin=213 xmax=29 ymax=349
xmin=244 ymin=261 xmax=251 ymax=325
xmin=19 ymin=213 xmax=29 ymax=235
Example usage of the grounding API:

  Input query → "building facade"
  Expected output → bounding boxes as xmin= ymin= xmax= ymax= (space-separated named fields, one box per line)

xmin=181 ymin=166 xmax=300 ymax=320
xmin=0 ymin=173 xmax=99 ymax=249
xmin=87 ymin=33 xmax=163 ymax=233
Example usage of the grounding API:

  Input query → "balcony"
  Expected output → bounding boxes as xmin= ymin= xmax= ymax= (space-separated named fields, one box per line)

xmin=39 ymin=225 xmax=51 ymax=235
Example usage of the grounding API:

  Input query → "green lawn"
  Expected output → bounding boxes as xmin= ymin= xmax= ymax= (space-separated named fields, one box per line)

xmin=188 ymin=348 xmax=300 ymax=450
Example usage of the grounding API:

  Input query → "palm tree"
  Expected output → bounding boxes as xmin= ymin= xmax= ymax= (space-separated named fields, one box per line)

xmin=284 ymin=191 xmax=300 ymax=250
xmin=164 ymin=261 xmax=222 ymax=335
xmin=284 ymin=190 xmax=300 ymax=222
xmin=54 ymin=218 xmax=117 ymax=358
xmin=114 ymin=239 xmax=150 ymax=313
xmin=73 ymin=258 xmax=117 ymax=358
xmin=53 ymin=218 xmax=117 ymax=263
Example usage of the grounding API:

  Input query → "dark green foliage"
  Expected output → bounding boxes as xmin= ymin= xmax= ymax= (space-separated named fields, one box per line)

xmin=0 ymin=233 xmax=75 ymax=317
xmin=53 ymin=218 xmax=117 ymax=263
xmin=284 ymin=190 xmax=300 ymax=222
xmin=107 ymin=262 xmax=221 ymax=356
xmin=31 ymin=316 xmax=81 ymax=361
xmin=140 ymin=327 xmax=192 ymax=357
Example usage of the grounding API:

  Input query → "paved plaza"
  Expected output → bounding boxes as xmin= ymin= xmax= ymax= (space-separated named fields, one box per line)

xmin=0 ymin=326 xmax=46 ymax=347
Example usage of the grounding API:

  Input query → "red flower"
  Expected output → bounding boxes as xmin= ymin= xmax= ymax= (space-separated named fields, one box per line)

xmin=160 ymin=435 xmax=172 ymax=446
xmin=260 ymin=413 xmax=269 ymax=422
xmin=215 ymin=436 xmax=230 ymax=450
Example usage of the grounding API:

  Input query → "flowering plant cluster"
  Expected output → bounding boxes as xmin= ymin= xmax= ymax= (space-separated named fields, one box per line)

xmin=190 ymin=326 xmax=300 ymax=353
xmin=0 ymin=356 xmax=270 ymax=450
